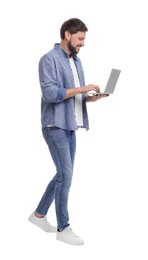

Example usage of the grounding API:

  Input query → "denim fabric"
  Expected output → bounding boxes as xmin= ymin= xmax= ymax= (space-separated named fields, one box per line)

xmin=39 ymin=43 xmax=89 ymax=130
xmin=36 ymin=127 xmax=76 ymax=230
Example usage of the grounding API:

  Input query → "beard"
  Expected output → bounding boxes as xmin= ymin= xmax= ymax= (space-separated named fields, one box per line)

xmin=68 ymin=40 xmax=81 ymax=54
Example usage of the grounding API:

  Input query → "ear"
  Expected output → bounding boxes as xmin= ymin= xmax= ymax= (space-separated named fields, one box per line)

xmin=65 ymin=31 xmax=72 ymax=41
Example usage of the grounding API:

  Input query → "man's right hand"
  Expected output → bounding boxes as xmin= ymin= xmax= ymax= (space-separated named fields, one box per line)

xmin=80 ymin=84 xmax=100 ymax=94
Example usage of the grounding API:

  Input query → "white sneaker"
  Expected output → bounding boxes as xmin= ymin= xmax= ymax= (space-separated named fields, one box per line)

xmin=56 ymin=226 xmax=84 ymax=245
xmin=28 ymin=212 xmax=56 ymax=232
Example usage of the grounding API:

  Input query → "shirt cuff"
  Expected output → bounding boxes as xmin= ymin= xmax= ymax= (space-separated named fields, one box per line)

xmin=57 ymin=87 xmax=67 ymax=102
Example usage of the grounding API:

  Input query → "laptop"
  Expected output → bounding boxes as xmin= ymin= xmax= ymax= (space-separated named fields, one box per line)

xmin=88 ymin=68 xmax=121 ymax=96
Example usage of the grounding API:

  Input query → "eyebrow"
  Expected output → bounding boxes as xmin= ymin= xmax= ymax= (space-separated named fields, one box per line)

xmin=78 ymin=37 xmax=85 ymax=40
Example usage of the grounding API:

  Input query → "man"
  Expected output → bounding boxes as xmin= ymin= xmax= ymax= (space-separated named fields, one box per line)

xmin=28 ymin=18 xmax=108 ymax=245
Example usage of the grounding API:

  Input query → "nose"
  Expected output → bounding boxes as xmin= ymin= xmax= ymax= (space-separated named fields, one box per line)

xmin=81 ymin=40 xmax=85 ymax=46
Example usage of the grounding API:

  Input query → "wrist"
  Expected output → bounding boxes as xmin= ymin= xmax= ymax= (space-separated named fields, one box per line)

xmin=78 ymin=87 xmax=83 ymax=94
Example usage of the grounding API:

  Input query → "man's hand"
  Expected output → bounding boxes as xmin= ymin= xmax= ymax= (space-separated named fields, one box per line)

xmin=86 ymin=93 xmax=109 ymax=102
xmin=80 ymin=84 xmax=100 ymax=94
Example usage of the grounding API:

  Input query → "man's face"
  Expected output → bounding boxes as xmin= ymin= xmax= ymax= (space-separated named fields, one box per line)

xmin=67 ymin=31 xmax=86 ymax=54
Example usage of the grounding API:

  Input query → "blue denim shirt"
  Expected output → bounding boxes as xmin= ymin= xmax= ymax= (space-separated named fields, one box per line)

xmin=39 ymin=43 xmax=89 ymax=130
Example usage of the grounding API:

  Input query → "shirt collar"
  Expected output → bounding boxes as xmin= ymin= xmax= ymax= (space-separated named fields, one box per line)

xmin=54 ymin=43 xmax=78 ymax=60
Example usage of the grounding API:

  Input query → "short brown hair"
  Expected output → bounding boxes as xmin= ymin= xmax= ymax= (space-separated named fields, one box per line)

xmin=60 ymin=18 xmax=88 ymax=39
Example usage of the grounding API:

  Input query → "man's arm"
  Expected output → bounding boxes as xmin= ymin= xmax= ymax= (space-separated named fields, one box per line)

xmin=64 ymin=84 xmax=100 ymax=99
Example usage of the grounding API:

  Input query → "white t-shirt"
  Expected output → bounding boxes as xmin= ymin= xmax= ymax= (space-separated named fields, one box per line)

xmin=69 ymin=57 xmax=84 ymax=127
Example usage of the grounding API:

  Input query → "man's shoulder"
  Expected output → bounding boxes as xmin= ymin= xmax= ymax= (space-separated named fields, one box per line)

xmin=41 ymin=48 xmax=56 ymax=59
xmin=40 ymin=44 xmax=66 ymax=61
xmin=39 ymin=50 xmax=57 ymax=67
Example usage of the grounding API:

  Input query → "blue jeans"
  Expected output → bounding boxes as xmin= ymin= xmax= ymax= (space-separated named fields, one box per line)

xmin=36 ymin=127 xmax=76 ymax=230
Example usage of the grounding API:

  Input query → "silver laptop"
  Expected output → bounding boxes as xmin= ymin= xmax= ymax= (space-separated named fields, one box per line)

xmin=88 ymin=68 xmax=121 ymax=96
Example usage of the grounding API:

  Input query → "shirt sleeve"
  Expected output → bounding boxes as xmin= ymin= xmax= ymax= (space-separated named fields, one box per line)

xmin=39 ymin=54 xmax=66 ymax=103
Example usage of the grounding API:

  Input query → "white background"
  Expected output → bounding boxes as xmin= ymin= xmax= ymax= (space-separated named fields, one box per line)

xmin=0 ymin=0 xmax=148 ymax=259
